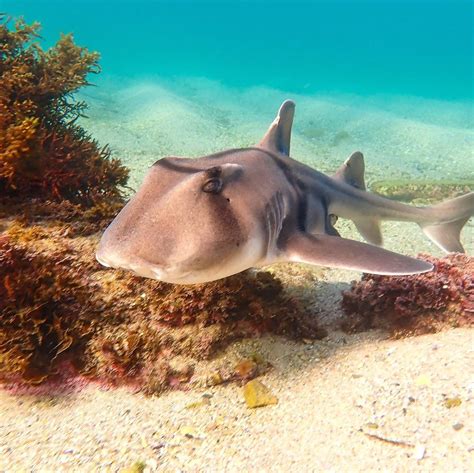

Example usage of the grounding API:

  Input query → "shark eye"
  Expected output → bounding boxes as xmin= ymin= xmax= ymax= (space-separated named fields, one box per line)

xmin=202 ymin=178 xmax=222 ymax=194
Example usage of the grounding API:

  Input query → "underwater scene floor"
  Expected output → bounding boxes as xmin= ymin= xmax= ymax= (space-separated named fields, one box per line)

xmin=1 ymin=329 xmax=472 ymax=471
xmin=1 ymin=76 xmax=473 ymax=471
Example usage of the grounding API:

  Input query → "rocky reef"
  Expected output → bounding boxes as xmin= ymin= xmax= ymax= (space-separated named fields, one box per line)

xmin=369 ymin=179 xmax=473 ymax=204
xmin=341 ymin=253 xmax=473 ymax=337
xmin=0 ymin=223 xmax=324 ymax=393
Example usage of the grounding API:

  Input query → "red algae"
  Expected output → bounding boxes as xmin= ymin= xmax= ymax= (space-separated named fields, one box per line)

xmin=341 ymin=253 xmax=473 ymax=338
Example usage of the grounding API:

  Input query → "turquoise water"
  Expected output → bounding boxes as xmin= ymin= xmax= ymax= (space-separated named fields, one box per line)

xmin=4 ymin=0 xmax=473 ymax=184
xmin=5 ymin=0 xmax=473 ymax=99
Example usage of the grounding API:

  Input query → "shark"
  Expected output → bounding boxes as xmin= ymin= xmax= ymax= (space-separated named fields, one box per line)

xmin=96 ymin=100 xmax=474 ymax=284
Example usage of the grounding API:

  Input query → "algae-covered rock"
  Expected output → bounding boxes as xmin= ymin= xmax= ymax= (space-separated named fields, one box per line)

xmin=0 ymin=220 xmax=324 ymax=394
xmin=341 ymin=253 xmax=474 ymax=338
xmin=243 ymin=380 xmax=278 ymax=408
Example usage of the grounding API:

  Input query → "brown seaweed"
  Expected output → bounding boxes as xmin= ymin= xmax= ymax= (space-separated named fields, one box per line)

xmin=0 ymin=16 xmax=128 ymax=207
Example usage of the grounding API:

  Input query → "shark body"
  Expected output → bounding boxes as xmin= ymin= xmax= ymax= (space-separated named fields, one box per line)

xmin=96 ymin=101 xmax=473 ymax=284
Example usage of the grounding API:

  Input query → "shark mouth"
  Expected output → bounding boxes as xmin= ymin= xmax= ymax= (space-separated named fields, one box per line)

xmin=95 ymin=251 xmax=197 ymax=283
xmin=96 ymin=252 xmax=165 ymax=280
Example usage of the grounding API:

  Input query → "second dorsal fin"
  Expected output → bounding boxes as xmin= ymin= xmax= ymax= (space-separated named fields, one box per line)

xmin=333 ymin=151 xmax=383 ymax=246
xmin=333 ymin=151 xmax=366 ymax=190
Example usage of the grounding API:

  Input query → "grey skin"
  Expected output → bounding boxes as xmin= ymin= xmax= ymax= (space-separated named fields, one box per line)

xmin=96 ymin=100 xmax=474 ymax=284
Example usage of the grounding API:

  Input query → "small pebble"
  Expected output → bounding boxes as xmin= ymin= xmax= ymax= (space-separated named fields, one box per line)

xmin=243 ymin=380 xmax=278 ymax=408
xmin=444 ymin=397 xmax=462 ymax=408
xmin=413 ymin=445 xmax=426 ymax=461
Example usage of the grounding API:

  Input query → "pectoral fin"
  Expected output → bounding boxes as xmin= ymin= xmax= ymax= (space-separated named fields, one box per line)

xmin=283 ymin=232 xmax=433 ymax=275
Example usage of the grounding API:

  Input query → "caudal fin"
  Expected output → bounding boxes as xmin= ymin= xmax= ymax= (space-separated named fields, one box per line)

xmin=419 ymin=192 xmax=474 ymax=253
xmin=421 ymin=217 xmax=470 ymax=253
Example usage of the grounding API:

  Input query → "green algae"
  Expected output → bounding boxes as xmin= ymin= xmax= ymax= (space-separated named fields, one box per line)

xmin=369 ymin=179 xmax=473 ymax=204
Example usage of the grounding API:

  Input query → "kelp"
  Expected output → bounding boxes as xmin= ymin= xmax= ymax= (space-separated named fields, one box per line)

xmin=0 ymin=16 xmax=128 ymax=206
xmin=341 ymin=253 xmax=474 ymax=337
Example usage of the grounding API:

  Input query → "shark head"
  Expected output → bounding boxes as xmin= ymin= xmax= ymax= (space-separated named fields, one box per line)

xmin=96 ymin=100 xmax=298 ymax=284
xmin=96 ymin=156 xmax=268 ymax=284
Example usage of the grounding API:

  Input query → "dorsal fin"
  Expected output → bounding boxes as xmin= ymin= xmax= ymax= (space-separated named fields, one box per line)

xmin=333 ymin=152 xmax=383 ymax=246
xmin=333 ymin=151 xmax=366 ymax=190
xmin=258 ymin=100 xmax=295 ymax=156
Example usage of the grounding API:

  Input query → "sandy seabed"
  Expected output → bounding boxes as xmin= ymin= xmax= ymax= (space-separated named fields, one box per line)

xmin=0 ymin=78 xmax=473 ymax=472
xmin=1 ymin=329 xmax=473 ymax=472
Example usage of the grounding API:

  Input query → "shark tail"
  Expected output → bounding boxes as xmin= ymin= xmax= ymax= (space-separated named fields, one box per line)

xmin=419 ymin=192 xmax=474 ymax=253
xmin=333 ymin=152 xmax=473 ymax=252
